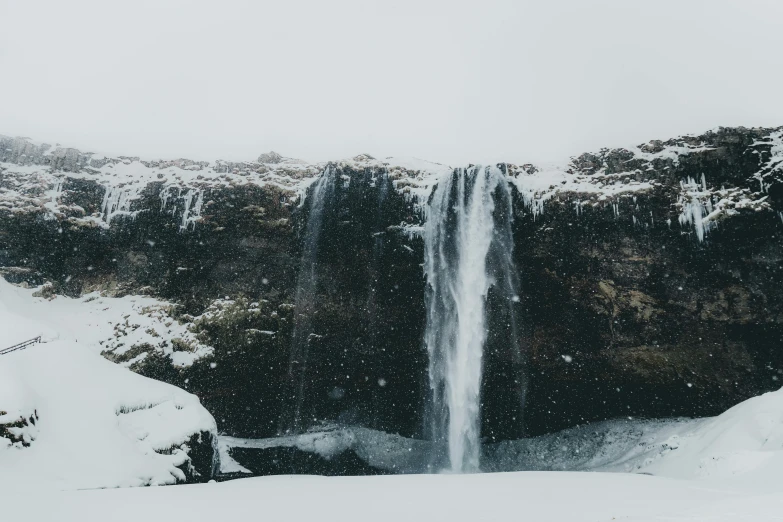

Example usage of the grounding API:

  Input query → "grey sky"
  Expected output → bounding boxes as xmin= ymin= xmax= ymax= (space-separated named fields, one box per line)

xmin=1 ymin=0 xmax=782 ymax=166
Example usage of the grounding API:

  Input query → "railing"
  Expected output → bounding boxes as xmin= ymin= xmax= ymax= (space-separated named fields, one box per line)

xmin=0 ymin=336 xmax=42 ymax=356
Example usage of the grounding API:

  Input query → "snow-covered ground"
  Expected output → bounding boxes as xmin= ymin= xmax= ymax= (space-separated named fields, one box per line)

xmin=1 ymin=470 xmax=781 ymax=522
xmin=0 ymin=281 xmax=218 ymax=491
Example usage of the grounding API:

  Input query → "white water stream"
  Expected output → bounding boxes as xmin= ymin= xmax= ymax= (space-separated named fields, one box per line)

xmin=423 ymin=165 xmax=518 ymax=472
xmin=280 ymin=167 xmax=335 ymax=434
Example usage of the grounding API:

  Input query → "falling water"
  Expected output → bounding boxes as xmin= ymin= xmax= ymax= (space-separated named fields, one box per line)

xmin=423 ymin=164 xmax=521 ymax=473
xmin=365 ymin=171 xmax=390 ymax=353
xmin=279 ymin=167 xmax=336 ymax=434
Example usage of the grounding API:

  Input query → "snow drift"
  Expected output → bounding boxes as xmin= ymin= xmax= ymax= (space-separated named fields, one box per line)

xmin=487 ymin=385 xmax=783 ymax=484
xmin=0 ymin=284 xmax=219 ymax=491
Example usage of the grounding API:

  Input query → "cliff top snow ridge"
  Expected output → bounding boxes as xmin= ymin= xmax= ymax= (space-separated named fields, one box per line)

xmin=1 ymin=126 xmax=781 ymax=237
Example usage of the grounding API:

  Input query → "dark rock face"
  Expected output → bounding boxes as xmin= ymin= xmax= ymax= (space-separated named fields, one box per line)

xmin=148 ymin=429 xmax=218 ymax=483
xmin=1 ymin=181 xmax=297 ymax=303
xmin=516 ymin=199 xmax=783 ymax=436
xmin=181 ymin=430 xmax=220 ymax=482
xmin=512 ymin=127 xmax=783 ymax=437
xmin=1 ymin=126 xmax=782 ymax=455
xmin=276 ymin=167 xmax=427 ymax=438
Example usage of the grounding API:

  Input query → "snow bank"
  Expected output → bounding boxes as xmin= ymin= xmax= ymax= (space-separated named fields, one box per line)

xmin=0 ymin=341 xmax=218 ymax=491
xmin=638 ymin=388 xmax=783 ymax=483
xmin=487 ymin=387 xmax=783 ymax=486
xmin=0 ymin=281 xmax=219 ymax=491
xmin=0 ymin=367 xmax=39 ymax=448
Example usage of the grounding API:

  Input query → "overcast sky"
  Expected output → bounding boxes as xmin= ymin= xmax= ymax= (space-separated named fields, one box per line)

xmin=1 ymin=0 xmax=782 ymax=166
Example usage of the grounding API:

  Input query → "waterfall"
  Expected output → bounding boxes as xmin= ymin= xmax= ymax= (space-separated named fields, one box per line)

xmin=366 ymin=171 xmax=390 ymax=353
xmin=279 ymin=167 xmax=336 ymax=434
xmin=423 ymin=164 xmax=522 ymax=473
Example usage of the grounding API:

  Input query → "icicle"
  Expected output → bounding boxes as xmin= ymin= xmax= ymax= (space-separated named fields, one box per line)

xmin=514 ymin=184 xmax=546 ymax=220
xmin=160 ymin=187 xmax=171 ymax=211
xmin=192 ymin=190 xmax=204 ymax=220
xmin=179 ymin=189 xmax=204 ymax=231
xmin=101 ymin=185 xmax=133 ymax=224
xmin=678 ymin=176 xmax=712 ymax=242
xmin=678 ymin=199 xmax=706 ymax=242
xmin=44 ymin=176 xmax=65 ymax=218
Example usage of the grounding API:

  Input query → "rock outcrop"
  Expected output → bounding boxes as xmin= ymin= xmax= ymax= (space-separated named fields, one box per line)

xmin=0 ymin=410 xmax=38 ymax=448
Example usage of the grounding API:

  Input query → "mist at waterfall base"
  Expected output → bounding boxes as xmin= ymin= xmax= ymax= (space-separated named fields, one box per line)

xmin=276 ymin=165 xmax=526 ymax=473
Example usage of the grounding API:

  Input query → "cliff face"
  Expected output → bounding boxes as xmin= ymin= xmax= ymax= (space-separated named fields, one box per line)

xmin=1 ymin=127 xmax=781 ymax=442
xmin=512 ymin=128 xmax=783 ymax=436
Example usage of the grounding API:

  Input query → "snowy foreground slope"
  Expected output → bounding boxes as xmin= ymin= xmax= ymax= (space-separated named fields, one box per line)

xmin=1 ymin=470 xmax=782 ymax=522
xmin=0 ymin=281 xmax=219 ymax=490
